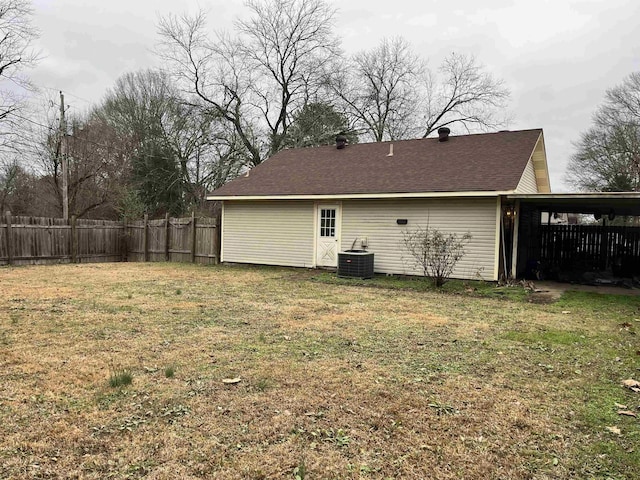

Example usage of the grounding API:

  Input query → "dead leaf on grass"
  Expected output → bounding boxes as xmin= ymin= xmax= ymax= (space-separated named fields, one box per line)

xmin=618 ymin=410 xmax=638 ymax=418
xmin=606 ymin=426 xmax=621 ymax=435
xmin=222 ymin=378 xmax=241 ymax=384
xmin=614 ymin=403 xmax=628 ymax=409
xmin=561 ymin=311 xmax=571 ymax=314
xmin=622 ymin=379 xmax=640 ymax=392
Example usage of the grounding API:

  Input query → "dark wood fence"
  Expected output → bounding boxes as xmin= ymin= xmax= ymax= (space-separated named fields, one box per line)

xmin=126 ymin=213 xmax=219 ymax=265
xmin=538 ymin=224 xmax=640 ymax=277
xmin=0 ymin=212 xmax=220 ymax=266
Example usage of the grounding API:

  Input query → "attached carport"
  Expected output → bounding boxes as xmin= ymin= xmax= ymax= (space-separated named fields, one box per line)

xmin=503 ymin=193 xmax=640 ymax=281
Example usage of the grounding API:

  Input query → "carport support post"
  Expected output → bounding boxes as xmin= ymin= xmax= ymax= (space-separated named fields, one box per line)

xmin=600 ymin=218 xmax=608 ymax=270
xmin=5 ymin=210 xmax=12 ymax=265
xmin=510 ymin=200 xmax=520 ymax=278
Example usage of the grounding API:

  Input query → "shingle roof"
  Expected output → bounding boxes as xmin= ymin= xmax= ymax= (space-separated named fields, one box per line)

xmin=209 ymin=129 xmax=543 ymax=198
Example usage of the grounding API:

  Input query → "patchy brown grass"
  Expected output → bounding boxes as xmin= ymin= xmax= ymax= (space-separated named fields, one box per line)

xmin=1 ymin=263 xmax=639 ymax=479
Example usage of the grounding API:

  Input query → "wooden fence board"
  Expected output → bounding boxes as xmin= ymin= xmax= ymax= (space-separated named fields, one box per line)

xmin=1 ymin=213 xmax=219 ymax=266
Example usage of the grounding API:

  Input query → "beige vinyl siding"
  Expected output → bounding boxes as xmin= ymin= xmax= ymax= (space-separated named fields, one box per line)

xmin=223 ymin=201 xmax=315 ymax=267
xmin=341 ymin=198 xmax=498 ymax=280
xmin=515 ymin=158 xmax=538 ymax=193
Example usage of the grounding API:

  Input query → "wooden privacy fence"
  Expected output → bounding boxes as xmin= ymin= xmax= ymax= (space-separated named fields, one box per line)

xmin=0 ymin=212 xmax=220 ymax=266
xmin=538 ymin=224 xmax=640 ymax=276
xmin=127 ymin=213 xmax=219 ymax=264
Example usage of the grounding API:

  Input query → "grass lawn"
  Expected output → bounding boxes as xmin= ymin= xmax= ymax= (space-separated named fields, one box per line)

xmin=0 ymin=263 xmax=639 ymax=479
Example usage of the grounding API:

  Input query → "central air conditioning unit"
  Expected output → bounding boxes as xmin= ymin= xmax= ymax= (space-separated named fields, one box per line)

xmin=337 ymin=250 xmax=374 ymax=279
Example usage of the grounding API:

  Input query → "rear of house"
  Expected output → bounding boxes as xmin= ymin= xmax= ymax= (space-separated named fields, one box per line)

xmin=209 ymin=129 xmax=550 ymax=281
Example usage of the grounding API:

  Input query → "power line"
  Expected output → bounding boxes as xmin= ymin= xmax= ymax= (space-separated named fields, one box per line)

xmin=61 ymin=91 xmax=94 ymax=105
xmin=5 ymin=110 xmax=123 ymax=153
xmin=4 ymin=111 xmax=54 ymax=130
xmin=29 ymin=82 xmax=94 ymax=105
xmin=4 ymin=104 xmax=219 ymax=165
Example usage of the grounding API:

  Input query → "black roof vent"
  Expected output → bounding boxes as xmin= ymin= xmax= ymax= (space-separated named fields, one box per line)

xmin=437 ymin=127 xmax=451 ymax=142
xmin=336 ymin=132 xmax=347 ymax=149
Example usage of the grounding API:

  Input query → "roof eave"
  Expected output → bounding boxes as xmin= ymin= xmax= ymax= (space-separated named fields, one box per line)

xmin=507 ymin=192 xmax=640 ymax=200
xmin=207 ymin=190 xmax=515 ymax=201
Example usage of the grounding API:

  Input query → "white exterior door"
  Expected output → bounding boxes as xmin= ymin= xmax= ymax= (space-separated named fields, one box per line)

xmin=316 ymin=204 xmax=340 ymax=267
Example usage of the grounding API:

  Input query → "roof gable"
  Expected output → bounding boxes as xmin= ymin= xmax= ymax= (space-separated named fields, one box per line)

xmin=209 ymin=129 xmax=545 ymax=199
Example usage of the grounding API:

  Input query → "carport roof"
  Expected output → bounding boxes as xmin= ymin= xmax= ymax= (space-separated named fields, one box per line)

xmin=507 ymin=193 xmax=640 ymax=216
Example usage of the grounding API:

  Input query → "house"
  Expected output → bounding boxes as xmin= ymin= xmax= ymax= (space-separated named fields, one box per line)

xmin=207 ymin=128 xmax=551 ymax=281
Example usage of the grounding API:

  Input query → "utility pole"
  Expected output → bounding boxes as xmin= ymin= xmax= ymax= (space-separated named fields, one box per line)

xmin=59 ymin=91 xmax=69 ymax=220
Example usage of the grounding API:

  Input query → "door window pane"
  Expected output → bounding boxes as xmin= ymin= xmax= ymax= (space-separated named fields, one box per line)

xmin=320 ymin=208 xmax=336 ymax=237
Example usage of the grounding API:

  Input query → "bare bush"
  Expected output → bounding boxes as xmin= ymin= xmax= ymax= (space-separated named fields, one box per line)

xmin=402 ymin=225 xmax=472 ymax=287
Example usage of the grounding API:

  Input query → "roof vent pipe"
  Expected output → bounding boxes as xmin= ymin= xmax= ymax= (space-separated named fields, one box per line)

xmin=336 ymin=132 xmax=347 ymax=149
xmin=437 ymin=127 xmax=451 ymax=142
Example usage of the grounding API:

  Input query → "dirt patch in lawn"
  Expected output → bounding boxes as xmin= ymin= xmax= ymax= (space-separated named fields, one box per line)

xmin=1 ymin=263 xmax=639 ymax=479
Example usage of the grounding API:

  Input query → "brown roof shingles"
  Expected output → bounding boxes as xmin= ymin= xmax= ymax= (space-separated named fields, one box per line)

xmin=209 ymin=129 xmax=543 ymax=197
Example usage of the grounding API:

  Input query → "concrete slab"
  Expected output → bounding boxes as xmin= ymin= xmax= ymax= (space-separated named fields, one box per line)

xmin=532 ymin=280 xmax=640 ymax=302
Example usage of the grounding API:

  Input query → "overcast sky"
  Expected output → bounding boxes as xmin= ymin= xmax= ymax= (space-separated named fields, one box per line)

xmin=29 ymin=0 xmax=640 ymax=192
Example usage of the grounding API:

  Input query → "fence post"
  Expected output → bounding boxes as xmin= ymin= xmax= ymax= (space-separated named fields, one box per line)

xmin=164 ymin=212 xmax=170 ymax=262
xmin=143 ymin=214 xmax=149 ymax=262
xmin=71 ymin=215 xmax=78 ymax=263
xmin=191 ymin=211 xmax=197 ymax=263
xmin=121 ymin=217 xmax=128 ymax=262
xmin=5 ymin=210 xmax=12 ymax=265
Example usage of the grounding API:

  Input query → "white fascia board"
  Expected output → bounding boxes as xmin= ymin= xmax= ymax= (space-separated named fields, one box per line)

xmin=507 ymin=192 xmax=640 ymax=200
xmin=207 ymin=190 xmax=513 ymax=201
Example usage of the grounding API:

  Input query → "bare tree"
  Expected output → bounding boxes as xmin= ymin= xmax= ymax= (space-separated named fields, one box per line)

xmin=326 ymin=37 xmax=422 ymax=142
xmin=566 ymin=72 xmax=640 ymax=192
xmin=0 ymin=0 xmax=38 ymax=116
xmin=420 ymin=53 xmax=510 ymax=137
xmin=28 ymin=107 xmax=132 ymax=219
xmin=158 ymin=12 xmax=261 ymax=167
xmin=327 ymin=40 xmax=510 ymax=142
xmin=0 ymin=158 xmax=18 ymax=211
xmin=0 ymin=159 xmax=42 ymax=215
xmin=157 ymin=0 xmax=339 ymax=165
xmin=236 ymin=0 xmax=340 ymax=155
xmin=0 ymin=0 xmax=38 ymax=155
